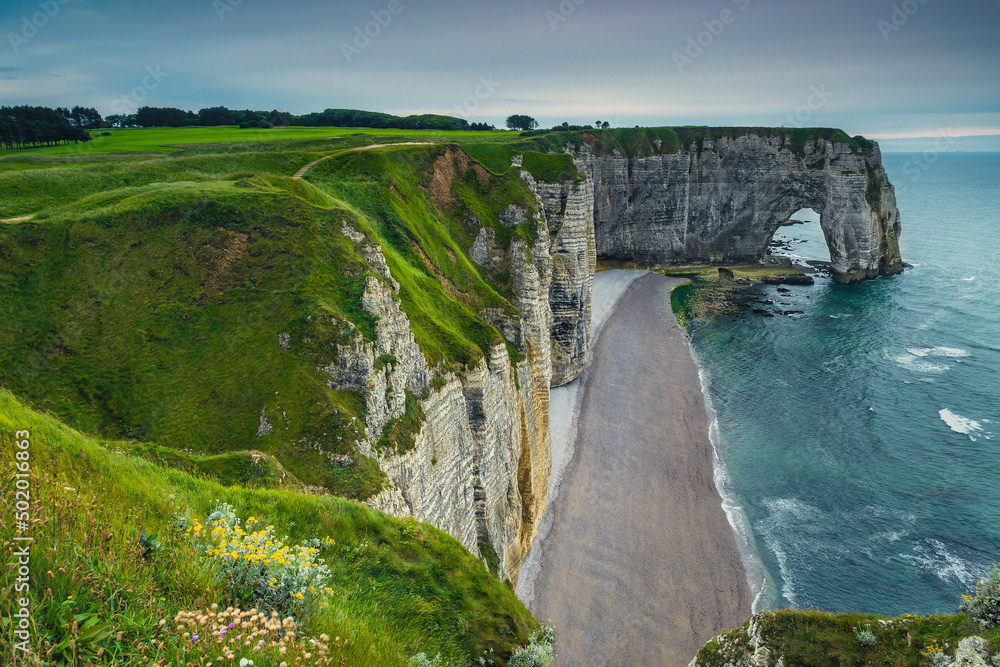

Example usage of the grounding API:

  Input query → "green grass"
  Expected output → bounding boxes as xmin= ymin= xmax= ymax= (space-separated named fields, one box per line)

xmin=304 ymin=143 xmax=536 ymax=370
xmin=0 ymin=388 xmax=540 ymax=665
xmin=0 ymin=125 xmax=512 ymax=158
xmin=695 ymin=610 xmax=1000 ymax=667
xmin=0 ymin=181 xmax=390 ymax=498
xmin=0 ymin=138 xmax=552 ymax=499
xmin=517 ymin=126 xmax=875 ymax=159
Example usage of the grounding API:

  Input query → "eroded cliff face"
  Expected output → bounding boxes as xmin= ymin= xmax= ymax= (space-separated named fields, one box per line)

xmin=331 ymin=214 xmax=553 ymax=584
xmin=521 ymin=165 xmax=596 ymax=386
xmin=586 ymin=135 xmax=903 ymax=283
xmin=319 ymin=134 xmax=903 ymax=583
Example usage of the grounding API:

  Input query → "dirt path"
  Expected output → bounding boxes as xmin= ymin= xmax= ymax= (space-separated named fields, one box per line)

xmin=1 ymin=215 xmax=35 ymax=223
xmin=528 ymin=272 xmax=751 ymax=666
xmin=291 ymin=141 xmax=436 ymax=179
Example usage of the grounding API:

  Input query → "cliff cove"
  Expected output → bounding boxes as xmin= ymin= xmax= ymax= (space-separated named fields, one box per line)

xmin=0 ymin=127 xmax=925 ymax=665
xmin=518 ymin=270 xmax=752 ymax=665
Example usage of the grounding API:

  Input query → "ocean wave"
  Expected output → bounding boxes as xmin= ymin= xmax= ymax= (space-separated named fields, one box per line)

xmin=756 ymin=497 xmax=831 ymax=608
xmin=903 ymin=539 xmax=984 ymax=587
xmin=907 ymin=347 xmax=971 ymax=358
xmin=939 ymin=408 xmax=985 ymax=440
xmin=695 ymin=358 xmax=771 ymax=613
xmin=892 ymin=353 xmax=949 ymax=373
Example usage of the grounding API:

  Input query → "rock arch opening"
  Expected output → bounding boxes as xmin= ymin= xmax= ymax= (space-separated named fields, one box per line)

xmin=767 ymin=208 xmax=833 ymax=273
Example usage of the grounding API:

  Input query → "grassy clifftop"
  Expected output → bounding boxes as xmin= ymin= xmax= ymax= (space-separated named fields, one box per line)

xmin=0 ymin=389 xmax=540 ymax=665
xmin=516 ymin=126 xmax=875 ymax=159
xmin=694 ymin=609 xmax=1000 ymax=667
xmin=0 ymin=136 xmax=560 ymax=500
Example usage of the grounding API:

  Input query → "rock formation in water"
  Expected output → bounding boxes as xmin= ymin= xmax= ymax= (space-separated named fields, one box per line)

xmin=583 ymin=132 xmax=903 ymax=284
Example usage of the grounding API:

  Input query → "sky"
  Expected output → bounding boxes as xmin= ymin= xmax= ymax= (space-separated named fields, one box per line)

xmin=2 ymin=0 xmax=999 ymax=151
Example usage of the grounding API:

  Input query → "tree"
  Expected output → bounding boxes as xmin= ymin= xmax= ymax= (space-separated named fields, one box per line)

xmin=266 ymin=109 xmax=293 ymax=127
xmin=0 ymin=105 xmax=91 ymax=149
xmin=505 ymin=114 xmax=538 ymax=131
xmin=198 ymin=106 xmax=235 ymax=126
xmin=602 ymin=121 xmax=610 ymax=129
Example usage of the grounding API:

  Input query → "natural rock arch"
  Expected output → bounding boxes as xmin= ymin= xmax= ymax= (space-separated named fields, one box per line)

xmin=584 ymin=132 xmax=904 ymax=283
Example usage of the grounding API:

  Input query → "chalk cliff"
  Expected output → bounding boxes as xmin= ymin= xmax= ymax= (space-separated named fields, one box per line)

xmin=331 ymin=130 xmax=903 ymax=584
xmin=335 ymin=219 xmax=554 ymax=584
xmin=585 ymin=133 xmax=903 ymax=283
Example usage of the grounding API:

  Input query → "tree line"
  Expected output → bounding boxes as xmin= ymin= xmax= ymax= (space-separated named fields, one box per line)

xmin=0 ymin=106 xmax=100 ymax=150
xmin=0 ymin=103 xmax=519 ymax=150
xmin=105 ymin=106 xmax=498 ymax=131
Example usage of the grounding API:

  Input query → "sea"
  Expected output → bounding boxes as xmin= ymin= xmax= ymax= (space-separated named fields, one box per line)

xmin=688 ymin=152 xmax=1000 ymax=615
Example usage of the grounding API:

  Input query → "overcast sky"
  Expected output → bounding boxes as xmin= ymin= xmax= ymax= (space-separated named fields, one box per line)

xmin=2 ymin=0 xmax=999 ymax=150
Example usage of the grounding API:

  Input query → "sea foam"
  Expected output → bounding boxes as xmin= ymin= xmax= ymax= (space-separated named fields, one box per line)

xmin=939 ymin=408 xmax=985 ymax=440
xmin=695 ymin=356 xmax=770 ymax=613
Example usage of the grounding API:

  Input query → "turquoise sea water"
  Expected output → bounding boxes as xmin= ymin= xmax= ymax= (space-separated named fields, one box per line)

xmin=689 ymin=153 xmax=1000 ymax=614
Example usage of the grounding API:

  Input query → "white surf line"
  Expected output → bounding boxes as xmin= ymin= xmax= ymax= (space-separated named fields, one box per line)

xmin=516 ymin=268 xmax=648 ymax=607
xmin=291 ymin=142 xmax=437 ymax=180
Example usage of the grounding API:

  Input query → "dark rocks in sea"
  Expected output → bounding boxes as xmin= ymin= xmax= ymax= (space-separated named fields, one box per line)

xmin=762 ymin=274 xmax=814 ymax=285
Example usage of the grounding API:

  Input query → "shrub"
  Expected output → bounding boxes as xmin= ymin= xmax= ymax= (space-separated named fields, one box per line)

xmin=508 ymin=626 xmax=555 ymax=667
xmin=853 ymin=623 xmax=877 ymax=646
xmin=408 ymin=653 xmax=443 ymax=666
xmin=182 ymin=501 xmax=335 ymax=624
xmin=960 ymin=564 xmax=1000 ymax=628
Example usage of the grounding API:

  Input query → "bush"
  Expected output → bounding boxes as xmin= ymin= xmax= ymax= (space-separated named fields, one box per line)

xmin=508 ymin=627 xmax=555 ymax=667
xmin=408 ymin=653 xmax=443 ymax=667
xmin=182 ymin=501 xmax=335 ymax=624
xmin=960 ymin=564 xmax=1000 ymax=628
xmin=853 ymin=623 xmax=877 ymax=646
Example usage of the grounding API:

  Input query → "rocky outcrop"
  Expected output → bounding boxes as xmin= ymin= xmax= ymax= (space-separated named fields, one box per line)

xmin=521 ymin=165 xmax=596 ymax=386
xmin=689 ymin=615 xmax=999 ymax=667
xmin=585 ymin=135 xmax=903 ymax=283
xmin=331 ymin=222 xmax=553 ymax=584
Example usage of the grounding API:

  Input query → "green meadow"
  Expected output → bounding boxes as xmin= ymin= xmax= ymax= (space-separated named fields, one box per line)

xmin=0 ymin=126 xmax=512 ymax=159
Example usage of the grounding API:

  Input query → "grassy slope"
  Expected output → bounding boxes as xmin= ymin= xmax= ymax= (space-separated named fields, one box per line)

xmin=0 ymin=135 xmax=560 ymax=498
xmin=303 ymin=144 xmax=537 ymax=369
xmin=0 ymin=389 xmax=539 ymax=665
xmin=0 ymin=178 xmax=401 ymax=499
xmin=696 ymin=610 xmax=1000 ymax=667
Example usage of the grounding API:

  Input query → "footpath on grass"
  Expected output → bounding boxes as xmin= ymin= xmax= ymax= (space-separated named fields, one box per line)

xmin=292 ymin=141 xmax=437 ymax=179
